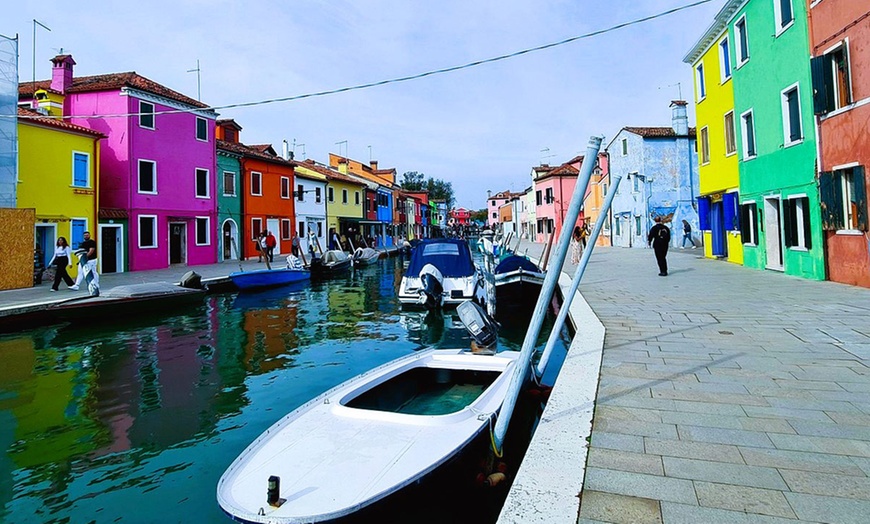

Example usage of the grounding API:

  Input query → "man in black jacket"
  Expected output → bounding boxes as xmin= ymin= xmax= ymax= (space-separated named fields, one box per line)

xmin=648 ymin=216 xmax=671 ymax=276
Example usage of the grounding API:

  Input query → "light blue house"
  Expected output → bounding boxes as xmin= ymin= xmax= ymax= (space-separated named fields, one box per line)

xmin=606 ymin=101 xmax=699 ymax=248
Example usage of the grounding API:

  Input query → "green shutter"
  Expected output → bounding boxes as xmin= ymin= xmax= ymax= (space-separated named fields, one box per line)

xmin=853 ymin=166 xmax=867 ymax=231
xmin=819 ymin=171 xmax=844 ymax=230
xmin=811 ymin=55 xmax=834 ymax=115
xmin=783 ymin=199 xmax=795 ymax=247
xmin=801 ymin=197 xmax=812 ymax=249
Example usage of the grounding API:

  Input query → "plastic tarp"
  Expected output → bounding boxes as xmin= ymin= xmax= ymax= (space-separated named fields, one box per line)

xmin=406 ymin=239 xmax=475 ymax=278
xmin=0 ymin=34 xmax=17 ymax=207
xmin=494 ymin=255 xmax=541 ymax=275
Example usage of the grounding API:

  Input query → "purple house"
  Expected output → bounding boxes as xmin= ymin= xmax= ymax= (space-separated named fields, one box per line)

xmin=19 ymin=55 xmax=218 ymax=272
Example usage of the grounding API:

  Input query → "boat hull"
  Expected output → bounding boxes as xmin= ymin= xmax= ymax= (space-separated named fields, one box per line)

xmin=229 ymin=268 xmax=311 ymax=290
xmin=494 ymin=269 xmax=545 ymax=319
xmin=217 ymin=348 xmax=520 ymax=523
xmin=49 ymin=282 xmax=206 ymax=320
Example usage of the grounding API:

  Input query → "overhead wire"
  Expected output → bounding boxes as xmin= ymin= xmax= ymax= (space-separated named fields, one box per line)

xmin=10 ymin=0 xmax=714 ymax=121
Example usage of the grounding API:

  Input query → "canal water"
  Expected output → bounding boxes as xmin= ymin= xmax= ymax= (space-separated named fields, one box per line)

xmin=0 ymin=255 xmax=570 ymax=524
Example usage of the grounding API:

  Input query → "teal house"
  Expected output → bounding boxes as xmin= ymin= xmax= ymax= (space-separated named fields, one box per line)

xmin=217 ymin=120 xmax=243 ymax=261
xmin=725 ymin=0 xmax=823 ymax=279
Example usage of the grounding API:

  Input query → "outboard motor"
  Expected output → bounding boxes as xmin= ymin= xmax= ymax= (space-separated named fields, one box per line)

xmin=457 ymin=300 xmax=498 ymax=353
xmin=418 ymin=263 xmax=444 ymax=309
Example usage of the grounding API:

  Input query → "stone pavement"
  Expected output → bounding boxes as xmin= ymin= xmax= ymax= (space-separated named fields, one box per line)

xmin=519 ymin=242 xmax=870 ymax=523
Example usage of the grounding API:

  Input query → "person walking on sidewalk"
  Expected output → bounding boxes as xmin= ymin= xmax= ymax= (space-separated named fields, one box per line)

xmin=48 ymin=237 xmax=75 ymax=291
xmin=648 ymin=216 xmax=671 ymax=276
xmin=681 ymin=219 xmax=697 ymax=249
xmin=265 ymin=231 xmax=277 ymax=262
xmin=70 ymin=231 xmax=99 ymax=290
xmin=571 ymin=226 xmax=583 ymax=264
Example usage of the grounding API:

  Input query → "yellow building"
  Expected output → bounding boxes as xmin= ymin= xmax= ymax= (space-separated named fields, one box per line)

xmin=685 ymin=21 xmax=742 ymax=264
xmin=17 ymin=106 xmax=103 ymax=275
xmin=584 ymin=164 xmax=612 ymax=247
xmin=293 ymin=160 xmax=364 ymax=247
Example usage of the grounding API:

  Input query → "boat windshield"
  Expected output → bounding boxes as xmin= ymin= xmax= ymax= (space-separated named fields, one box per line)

xmin=422 ymin=244 xmax=460 ymax=257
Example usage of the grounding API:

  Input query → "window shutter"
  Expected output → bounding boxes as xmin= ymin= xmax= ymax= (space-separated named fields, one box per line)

xmin=783 ymin=199 xmax=795 ymax=247
xmin=723 ymin=193 xmax=739 ymax=231
xmin=819 ymin=171 xmax=844 ymax=230
xmin=697 ymin=196 xmax=711 ymax=230
xmin=740 ymin=204 xmax=750 ymax=240
xmin=854 ymin=166 xmax=868 ymax=231
xmin=811 ymin=55 xmax=834 ymax=115
xmin=801 ymin=197 xmax=812 ymax=249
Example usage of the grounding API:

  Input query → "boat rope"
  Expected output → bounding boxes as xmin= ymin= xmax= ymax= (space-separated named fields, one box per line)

xmin=487 ymin=413 xmax=504 ymax=458
xmin=528 ymin=359 xmax=542 ymax=387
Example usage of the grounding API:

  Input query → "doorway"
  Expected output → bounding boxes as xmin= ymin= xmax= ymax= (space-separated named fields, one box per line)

xmin=35 ymin=224 xmax=56 ymax=268
xmin=763 ymin=197 xmax=783 ymax=270
xmin=170 ymin=222 xmax=187 ymax=265
xmin=99 ymin=224 xmax=123 ymax=273
xmin=222 ymin=219 xmax=238 ymax=260
xmin=267 ymin=218 xmax=281 ymax=256
xmin=710 ymin=201 xmax=727 ymax=257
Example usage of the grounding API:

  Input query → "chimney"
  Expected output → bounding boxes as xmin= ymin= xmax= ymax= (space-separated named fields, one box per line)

xmin=670 ymin=100 xmax=688 ymax=136
xmin=282 ymin=140 xmax=290 ymax=161
xmin=370 ymin=160 xmax=378 ymax=170
xmin=50 ymin=55 xmax=75 ymax=94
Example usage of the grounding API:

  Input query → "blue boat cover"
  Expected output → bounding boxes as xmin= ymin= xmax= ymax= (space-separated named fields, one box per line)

xmin=406 ymin=239 xmax=476 ymax=278
xmin=494 ymin=255 xmax=541 ymax=275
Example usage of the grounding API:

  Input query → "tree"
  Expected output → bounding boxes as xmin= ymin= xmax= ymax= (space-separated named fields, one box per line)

xmin=400 ymin=171 xmax=455 ymax=208
xmin=400 ymin=171 xmax=425 ymax=190
xmin=470 ymin=209 xmax=488 ymax=223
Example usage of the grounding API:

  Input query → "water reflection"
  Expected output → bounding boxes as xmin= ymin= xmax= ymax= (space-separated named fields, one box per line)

xmin=0 ymin=255 xmax=570 ymax=523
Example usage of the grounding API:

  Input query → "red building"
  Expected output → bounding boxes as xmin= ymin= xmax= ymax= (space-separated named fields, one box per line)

xmin=450 ymin=207 xmax=471 ymax=226
xmin=810 ymin=1 xmax=870 ymax=287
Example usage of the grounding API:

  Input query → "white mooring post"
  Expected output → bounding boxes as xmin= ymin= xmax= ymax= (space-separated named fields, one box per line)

xmin=491 ymin=135 xmax=603 ymax=454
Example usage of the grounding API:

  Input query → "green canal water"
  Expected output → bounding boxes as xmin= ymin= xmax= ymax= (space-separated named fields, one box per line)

xmin=0 ymin=256 xmax=570 ymax=524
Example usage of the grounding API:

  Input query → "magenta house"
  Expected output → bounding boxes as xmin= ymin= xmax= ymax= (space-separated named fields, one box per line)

xmin=20 ymin=55 xmax=218 ymax=272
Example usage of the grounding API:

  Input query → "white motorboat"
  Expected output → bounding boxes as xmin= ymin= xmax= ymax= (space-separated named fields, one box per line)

xmin=398 ymin=238 xmax=483 ymax=309
xmin=217 ymin=347 xmax=520 ymax=523
xmin=352 ymin=246 xmax=381 ymax=267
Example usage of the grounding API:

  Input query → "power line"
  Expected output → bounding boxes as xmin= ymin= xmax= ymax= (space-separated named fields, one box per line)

xmin=12 ymin=0 xmax=714 ymax=122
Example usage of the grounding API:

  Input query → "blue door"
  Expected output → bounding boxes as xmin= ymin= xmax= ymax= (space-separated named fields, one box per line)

xmin=710 ymin=201 xmax=727 ymax=257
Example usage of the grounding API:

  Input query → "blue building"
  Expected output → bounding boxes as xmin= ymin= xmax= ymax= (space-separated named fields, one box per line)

xmin=606 ymin=101 xmax=699 ymax=248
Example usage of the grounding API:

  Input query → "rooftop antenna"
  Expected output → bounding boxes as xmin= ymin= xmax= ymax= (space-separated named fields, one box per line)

xmin=32 ymin=19 xmax=51 ymax=84
xmin=539 ymin=147 xmax=556 ymax=165
xmin=368 ymin=145 xmax=372 ymax=162
xmin=292 ymin=139 xmax=306 ymax=158
xmin=335 ymin=140 xmax=348 ymax=159
xmin=657 ymin=81 xmax=682 ymax=101
xmin=187 ymin=59 xmax=201 ymax=101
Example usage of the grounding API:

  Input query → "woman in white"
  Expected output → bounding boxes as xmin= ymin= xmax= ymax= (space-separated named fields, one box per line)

xmin=48 ymin=236 xmax=75 ymax=291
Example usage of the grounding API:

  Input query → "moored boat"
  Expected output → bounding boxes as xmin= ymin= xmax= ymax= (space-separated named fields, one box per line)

xmin=351 ymin=247 xmax=381 ymax=267
xmin=398 ymin=238 xmax=483 ymax=309
xmin=493 ymin=255 xmax=546 ymax=320
xmin=229 ymin=267 xmax=311 ymax=291
xmin=48 ymin=281 xmax=206 ymax=320
xmin=309 ymin=250 xmax=352 ymax=276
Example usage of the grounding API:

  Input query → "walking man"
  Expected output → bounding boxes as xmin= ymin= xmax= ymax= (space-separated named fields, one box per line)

xmin=647 ymin=216 xmax=671 ymax=276
xmin=70 ymin=231 xmax=99 ymax=291
xmin=265 ymin=230 xmax=277 ymax=263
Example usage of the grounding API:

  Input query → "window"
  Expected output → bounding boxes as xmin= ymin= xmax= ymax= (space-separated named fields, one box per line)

xmin=71 ymin=219 xmax=86 ymax=249
xmin=536 ymin=190 xmax=542 ymax=206
xmin=621 ymin=138 xmax=628 ymax=156
xmin=545 ymin=188 xmax=554 ymax=204
xmin=342 ymin=189 xmax=348 ymax=204
xmin=819 ymin=166 xmax=867 ymax=231
xmin=139 ymin=215 xmax=157 ymax=248
xmin=195 ymin=217 xmax=209 ymax=245
xmin=724 ymin=111 xmax=737 ymax=156
xmin=773 ymin=0 xmax=794 ymax=34
xmin=700 ymin=127 xmax=710 ymax=164
xmin=812 ymin=43 xmax=852 ymax=115
xmin=196 ymin=117 xmax=208 ymax=141
xmin=741 ymin=109 xmax=757 ymax=159
xmin=355 ymin=191 xmax=360 ymax=205
xmin=315 ymin=187 xmax=322 ymax=203
xmin=251 ymin=172 xmax=262 ymax=196
xmin=740 ymin=202 xmax=758 ymax=245
xmin=492 ymin=212 xmax=497 ymax=219
xmin=631 ymin=172 xmax=640 ymax=192
xmin=696 ymin=63 xmax=706 ymax=100
xmin=781 ymin=84 xmax=803 ymax=145
xmin=328 ymin=187 xmax=334 ymax=202
xmin=719 ymin=37 xmax=732 ymax=82
xmin=491 ymin=200 xmax=496 ymax=206
xmin=615 ymin=217 xmax=621 ymax=236
xmin=735 ymin=16 xmax=749 ymax=66
xmin=223 ymin=171 xmax=236 ymax=197
xmin=139 ymin=101 xmax=154 ymax=129
xmin=72 ymin=152 xmax=89 ymax=187
xmin=251 ymin=218 xmax=263 ymax=239
xmin=601 ymin=182 xmax=608 ymax=196
xmin=281 ymin=177 xmax=291 ymax=199
xmin=298 ymin=221 xmax=305 ymax=238
xmin=282 ymin=219 xmax=291 ymax=240
xmin=138 ymin=159 xmax=156 ymax=193
xmin=783 ymin=196 xmax=812 ymax=249
xmin=317 ymin=222 xmax=323 ymax=237
xmin=634 ymin=216 xmax=642 ymax=235
xmin=195 ymin=168 xmax=209 ymax=198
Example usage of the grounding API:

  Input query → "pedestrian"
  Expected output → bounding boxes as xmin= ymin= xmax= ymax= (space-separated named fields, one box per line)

xmin=329 ymin=228 xmax=340 ymax=251
xmin=48 ymin=236 xmax=75 ymax=291
xmin=257 ymin=231 xmax=267 ymax=262
xmin=571 ymin=226 xmax=583 ymax=264
xmin=265 ymin=230 xmax=277 ymax=262
xmin=648 ymin=216 xmax=671 ymax=276
xmin=681 ymin=219 xmax=697 ymax=249
xmin=70 ymin=230 xmax=99 ymax=290
xmin=580 ymin=221 xmax=589 ymax=249
xmin=291 ymin=234 xmax=301 ymax=257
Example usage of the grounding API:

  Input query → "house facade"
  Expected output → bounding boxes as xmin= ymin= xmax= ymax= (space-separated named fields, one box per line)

xmin=329 ymin=154 xmax=397 ymax=247
xmin=20 ymin=54 xmax=219 ymax=272
xmin=809 ymin=0 xmax=870 ymax=286
xmin=293 ymin=160 xmax=335 ymax=255
xmin=607 ymin=102 xmax=699 ymax=249
xmin=685 ymin=17 xmax=743 ymax=263
xmin=216 ymin=120 xmax=243 ymax=262
xmin=583 ymin=155 xmax=612 ymax=247
xmin=487 ymin=190 xmax=511 ymax=227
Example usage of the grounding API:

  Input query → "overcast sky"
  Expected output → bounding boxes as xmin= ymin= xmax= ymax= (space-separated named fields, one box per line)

xmin=6 ymin=0 xmax=723 ymax=209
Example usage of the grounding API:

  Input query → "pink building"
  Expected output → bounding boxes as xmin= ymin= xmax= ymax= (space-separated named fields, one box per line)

xmin=20 ymin=55 xmax=218 ymax=272
xmin=486 ymin=190 xmax=512 ymax=227
xmin=532 ymin=154 xmax=603 ymax=243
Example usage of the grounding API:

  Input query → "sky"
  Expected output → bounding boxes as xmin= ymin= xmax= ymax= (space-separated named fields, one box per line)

xmin=5 ymin=0 xmax=724 ymax=209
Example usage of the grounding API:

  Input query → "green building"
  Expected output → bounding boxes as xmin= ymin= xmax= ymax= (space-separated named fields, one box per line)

xmin=217 ymin=137 xmax=243 ymax=262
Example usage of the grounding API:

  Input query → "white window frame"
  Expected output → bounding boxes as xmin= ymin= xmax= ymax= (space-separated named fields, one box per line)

xmin=281 ymin=219 xmax=292 ymax=240
xmin=773 ymin=0 xmax=795 ymax=37
xmin=719 ymin=36 xmax=732 ymax=83
xmin=355 ymin=191 xmax=360 ymax=206
xmin=342 ymin=189 xmax=348 ymax=204
xmin=700 ymin=126 xmax=711 ymax=165
xmin=740 ymin=109 xmax=757 ymax=160
xmin=138 ymin=159 xmax=157 ymax=194
xmin=824 ymin=39 xmax=853 ymax=113
xmin=251 ymin=171 xmax=262 ymax=196
xmin=71 ymin=150 xmax=91 ymax=188
xmin=315 ymin=187 xmax=322 ymax=203
xmin=223 ymin=171 xmax=236 ymax=197
xmin=138 ymin=214 xmax=158 ymax=249
xmin=196 ymin=117 xmax=208 ymax=142
xmin=195 ymin=168 xmax=210 ymax=198
xmin=724 ymin=110 xmax=737 ymax=156
xmin=841 ymin=169 xmax=858 ymax=230
xmin=251 ymin=217 xmax=263 ymax=239
xmin=139 ymin=100 xmax=155 ymax=129
xmin=195 ymin=216 xmax=210 ymax=246
xmin=696 ymin=63 xmax=707 ymax=101
xmin=741 ymin=201 xmax=758 ymax=246
xmin=280 ymin=177 xmax=290 ymax=199
xmin=735 ymin=15 xmax=750 ymax=68
xmin=621 ymin=138 xmax=628 ymax=156
xmin=781 ymin=82 xmax=803 ymax=147
xmin=788 ymin=194 xmax=809 ymax=250
xmin=328 ymin=186 xmax=334 ymax=203
xmin=631 ymin=172 xmax=640 ymax=192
